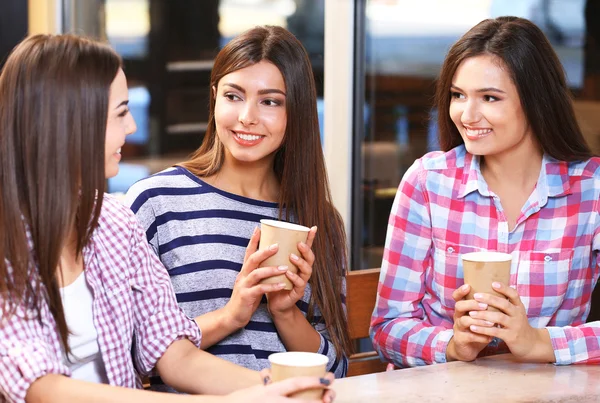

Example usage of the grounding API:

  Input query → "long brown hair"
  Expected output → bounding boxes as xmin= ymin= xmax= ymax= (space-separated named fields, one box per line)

xmin=182 ymin=26 xmax=351 ymax=357
xmin=0 ymin=34 xmax=120 ymax=352
xmin=436 ymin=16 xmax=592 ymax=161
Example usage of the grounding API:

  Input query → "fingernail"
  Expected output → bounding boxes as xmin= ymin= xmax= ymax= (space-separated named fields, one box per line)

xmin=263 ymin=376 xmax=270 ymax=385
xmin=311 ymin=226 xmax=318 ymax=232
xmin=474 ymin=293 xmax=483 ymax=299
xmin=253 ymin=227 xmax=258 ymax=235
xmin=269 ymin=243 xmax=279 ymax=251
xmin=478 ymin=303 xmax=488 ymax=309
xmin=298 ymin=242 xmax=307 ymax=249
xmin=485 ymin=321 xmax=495 ymax=326
xmin=492 ymin=282 xmax=501 ymax=289
xmin=469 ymin=311 xmax=477 ymax=317
xmin=470 ymin=325 xmax=478 ymax=331
xmin=278 ymin=265 xmax=288 ymax=271
xmin=278 ymin=283 xmax=286 ymax=288
xmin=319 ymin=378 xmax=331 ymax=386
xmin=461 ymin=284 xmax=469 ymax=291
xmin=290 ymin=253 xmax=299 ymax=261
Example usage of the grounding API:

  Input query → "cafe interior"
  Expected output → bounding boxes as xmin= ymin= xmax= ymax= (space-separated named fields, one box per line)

xmin=2 ymin=0 xmax=600 ymax=401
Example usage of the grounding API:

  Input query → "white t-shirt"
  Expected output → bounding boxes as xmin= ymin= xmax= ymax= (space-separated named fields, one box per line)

xmin=60 ymin=271 xmax=109 ymax=384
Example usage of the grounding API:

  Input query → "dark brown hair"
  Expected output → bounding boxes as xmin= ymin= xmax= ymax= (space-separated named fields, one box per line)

xmin=436 ymin=16 xmax=592 ymax=161
xmin=0 ymin=34 xmax=121 ymax=352
xmin=182 ymin=26 xmax=351 ymax=357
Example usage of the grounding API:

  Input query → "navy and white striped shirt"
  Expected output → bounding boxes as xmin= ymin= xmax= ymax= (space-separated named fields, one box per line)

xmin=125 ymin=166 xmax=347 ymax=381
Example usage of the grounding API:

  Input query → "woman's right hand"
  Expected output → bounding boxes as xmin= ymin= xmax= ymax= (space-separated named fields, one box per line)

xmin=223 ymin=227 xmax=289 ymax=329
xmin=223 ymin=373 xmax=335 ymax=403
xmin=446 ymin=284 xmax=494 ymax=362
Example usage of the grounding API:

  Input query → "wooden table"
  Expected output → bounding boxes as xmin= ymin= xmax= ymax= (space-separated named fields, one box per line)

xmin=332 ymin=354 xmax=600 ymax=402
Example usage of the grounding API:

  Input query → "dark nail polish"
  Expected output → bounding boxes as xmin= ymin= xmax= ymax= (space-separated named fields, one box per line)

xmin=319 ymin=378 xmax=331 ymax=386
xmin=263 ymin=376 xmax=270 ymax=385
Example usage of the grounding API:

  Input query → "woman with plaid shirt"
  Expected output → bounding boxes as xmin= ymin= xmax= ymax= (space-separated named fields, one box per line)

xmin=371 ymin=17 xmax=600 ymax=368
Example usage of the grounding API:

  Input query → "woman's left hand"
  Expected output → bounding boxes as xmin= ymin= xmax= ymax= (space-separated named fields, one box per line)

xmin=266 ymin=226 xmax=317 ymax=317
xmin=467 ymin=282 xmax=554 ymax=362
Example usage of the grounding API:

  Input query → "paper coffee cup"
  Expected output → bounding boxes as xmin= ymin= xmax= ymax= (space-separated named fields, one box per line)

xmin=268 ymin=352 xmax=329 ymax=399
xmin=258 ymin=219 xmax=310 ymax=290
xmin=461 ymin=251 xmax=512 ymax=312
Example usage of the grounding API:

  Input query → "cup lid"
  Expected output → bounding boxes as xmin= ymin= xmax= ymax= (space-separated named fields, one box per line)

xmin=461 ymin=251 xmax=512 ymax=262
xmin=260 ymin=219 xmax=310 ymax=232
xmin=268 ymin=352 xmax=329 ymax=367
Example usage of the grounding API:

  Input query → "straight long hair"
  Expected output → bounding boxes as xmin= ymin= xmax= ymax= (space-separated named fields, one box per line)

xmin=436 ymin=16 xmax=592 ymax=161
xmin=0 ymin=34 xmax=120 ymax=352
xmin=182 ymin=26 xmax=351 ymax=357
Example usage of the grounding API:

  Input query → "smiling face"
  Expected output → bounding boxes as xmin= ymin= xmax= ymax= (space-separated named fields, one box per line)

xmin=449 ymin=54 xmax=536 ymax=159
xmin=214 ymin=61 xmax=287 ymax=166
xmin=105 ymin=68 xmax=136 ymax=178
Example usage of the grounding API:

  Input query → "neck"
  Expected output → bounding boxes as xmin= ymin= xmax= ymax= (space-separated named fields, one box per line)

xmin=480 ymin=139 xmax=543 ymax=189
xmin=207 ymin=153 xmax=280 ymax=202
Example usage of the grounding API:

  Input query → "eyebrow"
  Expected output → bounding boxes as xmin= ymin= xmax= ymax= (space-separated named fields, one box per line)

xmin=114 ymin=100 xmax=129 ymax=109
xmin=223 ymin=83 xmax=286 ymax=96
xmin=451 ymin=84 xmax=506 ymax=94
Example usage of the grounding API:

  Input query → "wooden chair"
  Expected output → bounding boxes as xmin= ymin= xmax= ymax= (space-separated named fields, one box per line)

xmin=346 ymin=267 xmax=390 ymax=377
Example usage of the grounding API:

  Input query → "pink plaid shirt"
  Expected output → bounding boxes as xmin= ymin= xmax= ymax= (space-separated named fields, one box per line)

xmin=371 ymin=145 xmax=600 ymax=367
xmin=0 ymin=195 xmax=202 ymax=402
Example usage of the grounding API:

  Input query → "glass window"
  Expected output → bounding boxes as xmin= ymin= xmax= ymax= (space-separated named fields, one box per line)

xmin=356 ymin=0 xmax=592 ymax=270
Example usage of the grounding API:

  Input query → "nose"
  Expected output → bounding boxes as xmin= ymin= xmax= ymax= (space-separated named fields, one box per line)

xmin=126 ymin=113 xmax=137 ymax=136
xmin=461 ymin=99 xmax=481 ymax=125
xmin=239 ymin=102 xmax=258 ymax=126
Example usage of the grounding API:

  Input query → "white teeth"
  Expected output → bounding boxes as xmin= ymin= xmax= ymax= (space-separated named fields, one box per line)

xmin=237 ymin=133 xmax=261 ymax=141
xmin=116 ymin=148 xmax=122 ymax=154
xmin=465 ymin=128 xmax=492 ymax=137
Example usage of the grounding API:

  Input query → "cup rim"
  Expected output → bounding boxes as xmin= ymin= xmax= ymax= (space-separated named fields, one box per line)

xmin=461 ymin=251 xmax=512 ymax=262
xmin=268 ymin=352 xmax=329 ymax=367
xmin=260 ymin=219 xmax=310 ymax=232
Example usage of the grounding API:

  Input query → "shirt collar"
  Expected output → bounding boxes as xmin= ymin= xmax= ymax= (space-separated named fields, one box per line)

xmin=457 ymin=152 xmax=571 ymax=199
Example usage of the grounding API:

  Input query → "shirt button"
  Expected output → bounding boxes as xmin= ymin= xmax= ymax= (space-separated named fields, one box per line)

xmin=447 ymin=247 xmax=455 ymax=253
xmin=544 ymin=255 xmax=552 ymax=262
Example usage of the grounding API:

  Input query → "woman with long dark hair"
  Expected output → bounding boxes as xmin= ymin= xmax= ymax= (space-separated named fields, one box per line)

xmin=371 ymin=16 xmax=600 ymax=367
xmin=0 ymin=34 xmax=334 ymax=402
xmin=125 ymin=26 xmax=350 ymax=386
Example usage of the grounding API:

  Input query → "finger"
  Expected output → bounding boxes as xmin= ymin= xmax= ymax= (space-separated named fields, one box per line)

xmin=474 ymin=292 xmax=514 ymax=316
xmin=285 ymin=270 xmax=306 ymax=289
xmin=305 ymin=226 xmax=317 ymax=249
xmin=259 ymin=368 xmax=271 ymax=385
xmin=454 ymin=299 xmax=488 ymax=316
xmin=468 ymin=310 xmax=508 ymax=328
xmin=244 ymin=227 xmax=261 ymax=263
xmin=323 ymin=388 xmax=336 ymax=403
xmin=246 ymin=266 xmax=289 ymax=285
xmin=241 ymin=243 xmax=280 ymax=276
xmin=492 ymin=282 xmax=522 ymax=306
xmin=298 ymin=241 xmax=316 ymax=267
xmin=265 ymin=376 xmax=331 ymax=396
xmin=469 ymin=324 xmax=502 ymax=339
xmin=290 ymin=253 xmax=312 ymax=282
xmin=452 ymin=284 xmax=471 ymax=302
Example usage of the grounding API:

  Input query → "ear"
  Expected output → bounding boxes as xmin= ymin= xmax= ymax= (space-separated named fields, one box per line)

xmin=212 ymin=85 xmax=217 ymax=99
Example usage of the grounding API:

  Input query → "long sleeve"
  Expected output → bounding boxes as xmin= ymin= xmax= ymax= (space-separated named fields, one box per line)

xmin=126 ymin=211 xmax=202 ymax=375
xmin=370 ymin=160 xmax=454 ymax=367
xmin=546 ymin=218 xmax=600 ymax=365
xmin=0 ymin=264 xmax=70 ymax=402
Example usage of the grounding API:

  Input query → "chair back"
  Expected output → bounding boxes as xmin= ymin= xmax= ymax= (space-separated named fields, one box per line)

xmin=346 ymin=268 xmax=389 ymax=376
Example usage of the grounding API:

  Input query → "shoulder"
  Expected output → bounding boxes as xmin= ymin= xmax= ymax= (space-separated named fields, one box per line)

xmin=418 ymin=145 xmax=469 ymax=171
xmin=565 ymin=157 xmax=600 ymax=178
xmin=96 ymin=193 xmax=139 ymax=239
xmin=124 ymin=166 xmax=200 ymax=211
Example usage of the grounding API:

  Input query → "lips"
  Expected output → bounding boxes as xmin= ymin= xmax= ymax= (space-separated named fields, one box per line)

xmin=232 ymin=131 xmax=265 ymax=146
xmin=463 ymin=127 xmax=493 ymax=141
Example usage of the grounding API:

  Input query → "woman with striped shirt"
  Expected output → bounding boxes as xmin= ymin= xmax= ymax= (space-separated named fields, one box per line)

xmin=125 ymin=26 xmax=350 ymax=388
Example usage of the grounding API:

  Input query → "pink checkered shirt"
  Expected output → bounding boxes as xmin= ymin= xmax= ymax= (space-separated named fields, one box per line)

xmin=371 ymin=145 xmax=600 ymax=367
xmin=0 ymin=194 xmax=202 ymax=402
